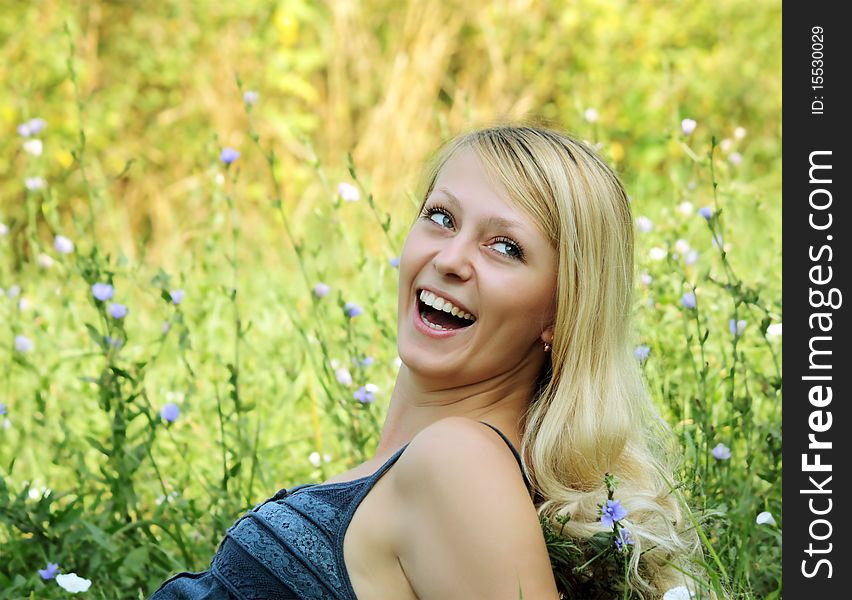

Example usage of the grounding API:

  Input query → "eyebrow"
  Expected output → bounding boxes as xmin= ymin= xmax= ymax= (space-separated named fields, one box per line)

xmin=433 ymin=187 xmax=526 ymax=232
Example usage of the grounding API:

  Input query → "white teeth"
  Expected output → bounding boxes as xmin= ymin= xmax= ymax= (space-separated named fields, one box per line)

xmin=418 ymin=290 xmax=476 ymax=322
xmin=420 ymin=312 xmax=451 ymax=330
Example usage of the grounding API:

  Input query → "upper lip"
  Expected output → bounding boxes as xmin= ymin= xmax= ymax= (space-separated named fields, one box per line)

xmin=416 ymin=286 xmax=476 ymax=318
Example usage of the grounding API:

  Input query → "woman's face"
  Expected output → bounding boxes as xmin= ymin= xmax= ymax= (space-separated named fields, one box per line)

xmin=397 ymin=147 xmax=558 ymax=383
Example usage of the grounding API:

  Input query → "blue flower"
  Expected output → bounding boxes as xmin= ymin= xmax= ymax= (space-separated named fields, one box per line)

xmin=600 ymin=499 xmax=628 ymax=529
xmin=389 ymin=257 xmax=400 ymax=268
xmin=698 ymin=206 xmax=713 ymax=220
xmin=614 ymin=527 xmax=634 ymax=551
xmin=220 ymin=147 xmax=240 ymax=165
xmin=109 ymin=303 xmax=128 ymax=319
xmin=634 ymin=345 xmax=650 ymax=364
xmin=711 ymin=443 xmax=731 ymax=460
xmin=729 ymin=319 xmax=746 ymax=337
xmin=54 ymin=235 xmax=74 ymax=254
xmin=38 ymin=562 xmax=59 ymax=580
xmin=0 ymin=403 xmax=6 ymax=415
xmin=14 ymin=335 xmax=33 ymax=353
xmin=17 ymin=118 xmax=46 ymax=137
xmin=312 ymin=283 xmax=330 ymax=298
xmin=170 ymin=289 xmax=184 ymax=305
xmin=680 ymin=292 xmax=696 ymax=310
xmin=92 ymin=283 xmax=114 ymax=301
xmin=160 ymin=403 xmax=180 ymax=423
xmin=104 ymin=336 xmax=123 ymax=349
xmin=344 ymin=302 xmax=363 ymax=318
xmin=335 ymin=368 xmax=352 ymax=386
xmin=353 ymin=386 xmax=375 ymax=404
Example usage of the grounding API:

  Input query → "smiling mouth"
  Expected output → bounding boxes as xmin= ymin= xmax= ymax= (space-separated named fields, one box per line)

xmin=415 ymin=290 xmax=476 ymax=331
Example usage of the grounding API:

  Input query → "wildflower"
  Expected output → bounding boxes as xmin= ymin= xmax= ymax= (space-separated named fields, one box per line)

xmin=614 ymin=527 xmax=634 ymax=551
xmin=729 ymin=319 xmax=746 ymax=337
xmin=38 ymin=253 xmax=54 ymax=268
xmin=220 ymin=147 xmax=240 ymax=165
xmin=54 ymin=235 xmax=74 ymax=254
xmin=684 ymin=250 xmax=699 ymax=265
xmin=634 ymin=345 xmax=650 ymax=364
xmin=92 ymin=283 xmax=114 ymax=301
xmin=719 ymin=138 xmax=734 ymax=154
xmin=680 ymin=291 xmax=696 ymax=310
xmin=38 ymin=562 xmax=60 ymax=580
xmin=243 ymin=90 xmax=259 ymax=105
xmin=312 ymin=283 xmax=330 ymax=298
xmin=25 ymin=177 xmax=46 ymax=190
xmin=728 ymin=152 xmax=743 ymax=166
xmin=734 ymin=126 xmax=747 ymax=140
xmin=308 ymin=451 xmax=322 ymax=468
xmin=0 ymin=403 xmax=5 ymax=415
xmin=160 ymin=403 xmax=180 ymax=423
xmin=766 ymin=323 xmax=782 ymax=338
xmin=17 ymin=118 xmax=46 ymax=137
xmin=681 ymin=118 xmax=697 ymax=135
xmin=648 ymin=247 xmax=666 ymax=261
xmin=360 ymin=356 xmax=374 ymax=367
xmin=663 ymin=586 xmax=695 ymax=600
xmin=344 ymin=302 xmax=363 ymax=318
xmin=389 ymin=257 xmax=400 ymax=268
xmin=15 ymin=335 xmax=33 ymax=352
xmin=687 ymin=180 xmax=697 ymax=190
xmin=7 ymin=284 xmax=21 ymax=298
xmin=109 ymin=303 xmax=128 ymax=319
xmin=104 ymin=336 xmax=123 ymax=349
xmin=711 ymin=443 xmax=731 ymax=460
xmin=674 ymin=239 xmax=690 ymax=254
xmin=756 ymin=511 xmax=776 ymax=526
xmin=169 ymin=289 xmax=184 ymax=305
xmin=335 ymin=367 xmax=352 ymax=386
xmin=56 ymin=572 xmax=92 ymax=593
xmin=19 ymin=298 xmax=30 ymax=311
xmin=640 ymin=273 xmax=652 ymax=286
xmin=338 ymin=182 xmax=360 ymax=202
xmin=677 ymin=201 xmax=694 ymax=216
xmin=353 ymin=385 xmax=375 ymax=404
xmin=600 ymin=499 xmax=628 ymax=528
xmin=0 ymin=222 xmax=7 ymax=236
xmin=636 ymin=216 xmax=653 ymax=232
xmin=23 ymin=139 xmax=43 ymax=156
xmin=583 ymin=108 xmax=599 ymax=123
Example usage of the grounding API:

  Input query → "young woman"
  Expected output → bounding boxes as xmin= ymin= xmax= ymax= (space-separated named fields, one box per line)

xmin=150 ymin=124 xmax=700 ymax=599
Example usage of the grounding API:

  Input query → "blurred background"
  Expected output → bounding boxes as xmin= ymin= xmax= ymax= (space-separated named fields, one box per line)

xmin=0 ymin=0 xmax=781 ymax=597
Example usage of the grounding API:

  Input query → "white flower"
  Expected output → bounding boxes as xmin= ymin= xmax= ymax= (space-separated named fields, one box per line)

xmin=54 ymin=235 xmax=74 ymax=254
xmin=215 ymin=172 xmax=225 ymax=186
xmin=674 ymin=239 xmax=690 ymax=254
xmin=38 ymin=253 xmax=54 ymax=268
xmin=3 ymin=418 xmax=10 ymax=430
xmin=335 ymin=368 xmax=352 ymax=386
xmin=56 ymin=573 xmax=92 ymax=593
xmin=0 ymin=222 xmax=8 ymax=236
xmin=19 ymin=298 xmax=30 ymax=311
xmin=640 ymin=273 xmax=652 ymax=285
xmin=663 ymin=586 xmax=695 ymax=600
xmin=243 ymin=90 xmax=260 ymax=105
xmin=766 ymin=323 xmax=782 ymax=338
xmin=365 ymin=383 xmax=379 ymax=394
xmin=23 ymin=139 xmax=43 ymax=156
xmin=681 ymin=119 xmax=697 ymax=135
xmin=756 ymin=511 xmax=776 ymax=526
xmin=323 ymin=453 xmax=332 ymax=463
xmin=684 ymin=250 xmax=699 ymax=265
xmin=584 ymin=108 xmax=599 ymax=123
xmin=648 ymin=247 xmax=667 ymax=261
xmin=25 ymin=177 xmax=46 ymax=191
xmin=677 ymin=201 xmax=694 ymax=216
xmin=734 ymin=126 xmax=747 ymax=139
xmin=720 ymin=138 xmax=734 ymax=154
xmin=308 ymin=451 xmax=322 ymax=468
xmin=338 ymin=182 xmax=360 ymax=202
xmin=728 ymin=152 xmax=743 ymax=166
xmin=636 ymin=216 xmax=653 ymax=233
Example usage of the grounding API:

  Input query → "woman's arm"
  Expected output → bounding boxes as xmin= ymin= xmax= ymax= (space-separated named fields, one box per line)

xmin=389 ymin=417 xmax=560 ymax=599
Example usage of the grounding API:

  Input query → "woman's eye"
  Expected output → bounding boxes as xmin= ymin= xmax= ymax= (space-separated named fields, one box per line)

xmin=424 ymin=207 xmax=453 ymax=228
xmin=492 ymin=240 xmax=522 ymax=260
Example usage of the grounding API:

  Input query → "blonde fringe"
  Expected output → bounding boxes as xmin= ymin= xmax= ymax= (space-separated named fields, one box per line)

xmin=413 ymin=120 xmax=710 ymax=598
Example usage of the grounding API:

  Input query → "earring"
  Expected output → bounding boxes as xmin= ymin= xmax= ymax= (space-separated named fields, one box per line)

xmin=543 ymin=341 xmax=551 ymax=353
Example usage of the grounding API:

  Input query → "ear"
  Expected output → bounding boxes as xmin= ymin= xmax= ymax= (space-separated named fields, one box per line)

xmin=541 ymin=325 xmax=554 ymax=346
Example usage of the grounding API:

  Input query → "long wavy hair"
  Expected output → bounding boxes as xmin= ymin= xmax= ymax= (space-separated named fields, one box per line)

xmin=410 ymin=122 xmax=703 ymax=598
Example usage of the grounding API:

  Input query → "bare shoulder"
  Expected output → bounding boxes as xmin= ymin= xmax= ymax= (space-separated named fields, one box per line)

xmin=389 ymin=417 xmax=559 ymax=599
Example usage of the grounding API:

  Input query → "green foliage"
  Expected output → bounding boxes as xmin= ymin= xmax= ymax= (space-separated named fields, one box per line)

xmin=0 ymin=1 xmax=780 ymax=598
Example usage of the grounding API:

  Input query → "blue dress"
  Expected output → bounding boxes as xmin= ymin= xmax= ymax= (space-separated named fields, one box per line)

xmin=149 ymin=421 xmax=531 ymax=599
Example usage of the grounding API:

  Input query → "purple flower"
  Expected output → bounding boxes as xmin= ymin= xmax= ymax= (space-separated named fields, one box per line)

xmin=0 ymin=403 xmax=6 ymax=415
xmin=54 ymin=235 xmax=74 ymax=254
xmin=17 ymin=118 xmax=47 ymax=137
xmin=109 ymin=303 xmax=128 ymax=319
xmin=92 ymin=283 xmax=114 ymax=301
xmin=14 ymin=335 xmax=33 ymax=353
xmin=684 ymin=250 xmax=699 ymax=265
xmin=600 ymin=499 xmax=628 ymax=529
xmin=711 ymin=443 xmax=731 ymax=460
xmin=614 ymin=527 xmax=634 ymax=551
xmin=634 ymin=345 xmax=650 ymax=364
xmin=170 ymin=289 xmax=184 ymax=305
xmin=344 ymin=302 xmax=363 ymax=318
xmin=636 ymin=216 xmax=653 ymax=233
xmin=389 ymin=257 xmax=400 ymax=268
xmin=335 ymin=368 xmax=352 ymax=386
xmin=104 ymin=336 xmax=123 ymax=349
xmin=220 ymin=147 xmax=240 ymax=165
xmin=729 ymin=319 xmax=746 ymax=337
xmin=698 ymin=206 xmax=713 ymax=220
xmin=38 ymin=562 xmax=59 ymax=580
xmin=360 ymin=356 xmax=374 ymax=367
xmin=312 ymin=283 xmax=330 ymax=298
xmin=353 ymin=385 xmax=375 ymax=404
xmin=160 ymin=403 xmax=180 ymax=423
xmin=680 ymin=292 xmax=696 ymax=310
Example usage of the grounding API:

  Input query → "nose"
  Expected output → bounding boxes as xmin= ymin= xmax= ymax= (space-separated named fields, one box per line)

xmin=432 ymin=235 xmax=474 ymax=281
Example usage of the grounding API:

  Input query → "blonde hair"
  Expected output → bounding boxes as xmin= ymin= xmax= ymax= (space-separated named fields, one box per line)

xmin=412 ymin=121 xmax=704 ymax=598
